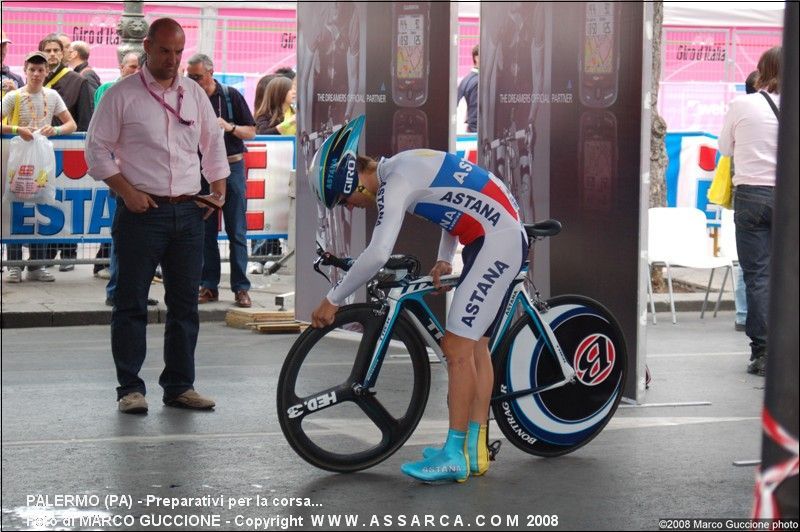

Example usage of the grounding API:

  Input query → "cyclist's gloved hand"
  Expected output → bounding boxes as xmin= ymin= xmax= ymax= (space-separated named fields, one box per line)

xmin=311 ymin=297 xmax=339 ymax=328
xmin=429 ymin=261 xmax=453 ymax=294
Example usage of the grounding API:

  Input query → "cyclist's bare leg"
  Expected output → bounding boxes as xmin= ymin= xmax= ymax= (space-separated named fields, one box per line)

xmin=401 ymin=331 xmax=474 ymax=482
xmin=465 ymin=336 xmax=492 ymax=475
xmin=470 ymin=337 xmax=492 ymax=425
xmin=441 ymin=331 xmax=478 ymax=431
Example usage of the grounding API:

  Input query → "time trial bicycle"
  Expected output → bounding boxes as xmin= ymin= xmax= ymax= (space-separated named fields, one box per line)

xmin=277 ymin=219 xmax=627 ymax=473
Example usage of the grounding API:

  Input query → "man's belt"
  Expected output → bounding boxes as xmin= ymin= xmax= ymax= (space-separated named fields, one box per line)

xmin=227 ymin=153 xmax=244 ymax=163
xmin=148 ymin=194 xmax=220 ymax=209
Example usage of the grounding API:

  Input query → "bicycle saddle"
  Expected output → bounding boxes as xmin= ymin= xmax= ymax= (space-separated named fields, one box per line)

xmin=524 ymin=219 xmax=562 ymax=238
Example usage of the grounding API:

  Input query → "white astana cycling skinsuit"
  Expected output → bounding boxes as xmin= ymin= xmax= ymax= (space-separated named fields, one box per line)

xmin=326 ymin=149 xmax=528 ymax=341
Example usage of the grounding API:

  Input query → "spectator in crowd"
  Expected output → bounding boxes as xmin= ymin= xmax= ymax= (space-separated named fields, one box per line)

xmin=39 ymin=34 xmax=93 ymax=131
xmin=56 ymin=32 xmax=70 ymax=66
xmin=2 ymin=52 xmax=77 ymax=283
xmin=66 ymin=40 xmax=101 ymax=95
xmin=91 ymin=50 xmax=157 ymax=308
xmin=274 ymin=66 xmax=296 ymax=79
xmin=187 ymin=53 xmax=256 ymax=308
xmin=250 ymin=67 xmax=295 ymax=272
xmin=718 ymin=47 xmax=781 ymax=377
xmin=86 ymin=18 xmax=229 ymax=414
xmin=255 ymin=76 xmax=296 ymax=135
xmin=39 ymin=33 xmax=94 ymax=271
xmin=2 ymin=31 xmax=25 ymax=276
xmin=253 ymin=66 xmax=294 ymax=114
xmin=1 ymin=31 xmax=24 ymax=95
xmin=457 ymin=44 xmax=479 ymax=133
xmin=731 ymin=70 xmax=760 ymax=332
xmin=250 ymin=75 xmax=296 ymax=272
xmin=94 ymin=51 xmax=141 ymax=107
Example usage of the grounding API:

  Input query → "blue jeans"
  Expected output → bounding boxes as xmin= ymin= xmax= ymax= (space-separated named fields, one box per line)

xmin=106 ymin=239 xmax=118 ymax=300
xmin=733 ymin=185 xmax=773 ymax=356
xmin=733 ymin=265 xmax=747 ymax=326
xmin=201 ymin=159 xmax=250 ymax=293
xmin=106 ymin=197 xmax=119 ymax=300
xmin=111 ymin=201 xmax=204 ymax=401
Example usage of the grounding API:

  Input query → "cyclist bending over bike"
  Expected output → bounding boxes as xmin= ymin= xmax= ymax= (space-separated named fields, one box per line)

xmin=308 ymin=116 xmax=528 ymax=483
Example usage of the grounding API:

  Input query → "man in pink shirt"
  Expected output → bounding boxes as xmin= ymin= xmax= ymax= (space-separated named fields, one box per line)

xmin=717 ymin=46 xmax=781 ymax=377
xmin=86 ymin=18 xmax=229 ymax=414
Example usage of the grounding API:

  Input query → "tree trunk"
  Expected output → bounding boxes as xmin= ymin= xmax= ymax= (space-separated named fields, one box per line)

xmin=650 ymin=0 xmax=667 ymax=208
xmin=650 ymin=1 xmax=667 ymax=290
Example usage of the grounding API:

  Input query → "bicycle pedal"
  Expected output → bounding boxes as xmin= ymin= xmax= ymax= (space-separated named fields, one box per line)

xmin=488 ymin=440 xmax=501 ymax=461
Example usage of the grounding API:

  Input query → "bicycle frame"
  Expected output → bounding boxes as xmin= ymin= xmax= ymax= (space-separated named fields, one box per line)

xmin=360 ymin=262 xmax=577 ymax=399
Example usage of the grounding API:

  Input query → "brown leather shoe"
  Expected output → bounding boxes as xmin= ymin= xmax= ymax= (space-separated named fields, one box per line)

xmin=198 ymin=287 xmax=219 ymax=303
xmin=118 ymin=392 xmax=148 ymax=414
xmin=164 ymin=389 xmax=215 ymax=410
xmin=235 ymin=289 xmax=252 ymax=308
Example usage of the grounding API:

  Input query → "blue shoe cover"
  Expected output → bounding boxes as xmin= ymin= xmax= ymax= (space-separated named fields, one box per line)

xmin=467 ymin=421 xmax=489 ymax=476
xmin=401 ymin=449 xmax=469 ymax=483
xmin=424 ymin=422 xmax=489 ymax=475
xmin=403 ymin=429 xmax=468 ymax=483
xmin=422 ymin=446 xmax=441 ymax=459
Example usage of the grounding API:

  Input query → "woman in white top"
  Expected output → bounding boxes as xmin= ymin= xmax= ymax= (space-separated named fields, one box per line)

xmin=1 ymin=51 xmax=76 ymax=283
xmin=717 ymin=46 xmax=781 ymax=376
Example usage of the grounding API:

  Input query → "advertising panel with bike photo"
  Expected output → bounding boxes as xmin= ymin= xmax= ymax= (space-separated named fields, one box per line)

xmin=480 ymin=2 xmax=643 ymax=397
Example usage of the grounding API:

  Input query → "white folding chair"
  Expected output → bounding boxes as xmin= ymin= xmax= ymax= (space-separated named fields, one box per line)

xmin=647 ymin=207 xmax=734 ymax=324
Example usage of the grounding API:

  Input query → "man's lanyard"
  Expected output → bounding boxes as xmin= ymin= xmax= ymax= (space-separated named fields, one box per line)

xmin=139 ymin=71 xmax=194 ymax=126
xmin=45 ymin=67 xmax=69 ymax=89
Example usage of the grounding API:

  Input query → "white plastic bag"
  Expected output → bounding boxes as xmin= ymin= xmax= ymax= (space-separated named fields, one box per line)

xmin=4 ymin=132 xmax=56 ymax=204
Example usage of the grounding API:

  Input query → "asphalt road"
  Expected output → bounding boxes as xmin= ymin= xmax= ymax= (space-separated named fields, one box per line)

xmin=1 ymin=312 xmax=764 ymax=531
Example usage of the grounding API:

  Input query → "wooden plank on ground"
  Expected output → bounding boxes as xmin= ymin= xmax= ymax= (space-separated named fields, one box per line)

xmin=252 ymin=321 xmax=308 ymax=334
xmin=225 ymin=309 xmax=295 ymax=329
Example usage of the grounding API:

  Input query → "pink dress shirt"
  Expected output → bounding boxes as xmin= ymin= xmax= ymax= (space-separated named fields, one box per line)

xmin=718 ymin=92 xmax=780 ymax=188
xmin=85 ymin=65 xmax=229 ymax=196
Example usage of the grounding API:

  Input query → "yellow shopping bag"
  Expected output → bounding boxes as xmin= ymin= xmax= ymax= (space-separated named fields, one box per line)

xmin=707 ymin=155 xmax=733 ymax=210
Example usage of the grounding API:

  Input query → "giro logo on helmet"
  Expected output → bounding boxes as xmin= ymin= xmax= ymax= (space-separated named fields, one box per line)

xmin=343 ymin=159 xmax=357 ymax=194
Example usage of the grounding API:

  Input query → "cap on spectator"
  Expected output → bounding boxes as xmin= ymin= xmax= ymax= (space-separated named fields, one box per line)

xmin=24 ymin=51 xmax=48 ymax=62
xmin=1 ymin=31 xmax=12 ymax=44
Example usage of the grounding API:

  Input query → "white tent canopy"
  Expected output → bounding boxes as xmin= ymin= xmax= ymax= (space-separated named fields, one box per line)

xmin=662 ymin=1 xmax=784 ymax=28
xmin=145 ymin=1 xmax=784 ymax=28
xmin=459 ymin=2 xmax=784 ymax=26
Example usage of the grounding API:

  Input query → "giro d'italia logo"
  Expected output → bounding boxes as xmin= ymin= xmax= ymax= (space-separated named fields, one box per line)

xmin=573 ymin=334 xmax=616 ymax=386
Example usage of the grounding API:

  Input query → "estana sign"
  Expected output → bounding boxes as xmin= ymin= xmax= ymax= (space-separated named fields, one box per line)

xmin=1 ymin=134 xmax=294 ymax=244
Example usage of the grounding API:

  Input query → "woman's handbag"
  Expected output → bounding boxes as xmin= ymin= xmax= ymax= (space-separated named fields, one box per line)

xmin=707 ymin=155 xmax=733 ymax=210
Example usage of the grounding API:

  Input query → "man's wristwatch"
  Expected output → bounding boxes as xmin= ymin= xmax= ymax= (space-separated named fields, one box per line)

xmin=229 ymin=124 xmax=237 ymax=134
xmin=211 ymin=191 xmax=225 ymax=202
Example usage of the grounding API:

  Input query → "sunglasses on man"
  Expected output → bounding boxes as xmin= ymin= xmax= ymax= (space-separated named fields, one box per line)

xmin=186 ymin=73 xmax=204 ymax=82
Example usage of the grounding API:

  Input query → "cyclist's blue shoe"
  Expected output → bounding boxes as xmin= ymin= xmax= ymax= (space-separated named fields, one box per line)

xmin=422 ymin=421 xmax=489 ymax=476
xmin=402 ymin=429 xmax=469 ymax=483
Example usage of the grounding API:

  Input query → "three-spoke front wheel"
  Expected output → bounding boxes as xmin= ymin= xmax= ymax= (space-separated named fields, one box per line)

xmin=277 ymin=304 xmax=431 ymax=472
